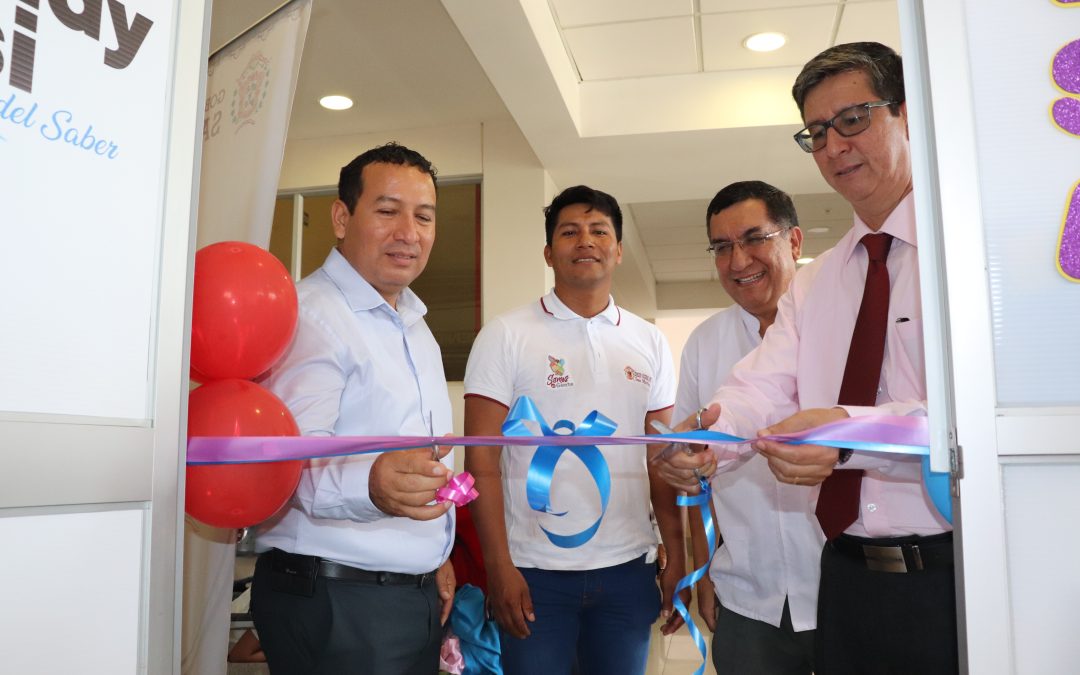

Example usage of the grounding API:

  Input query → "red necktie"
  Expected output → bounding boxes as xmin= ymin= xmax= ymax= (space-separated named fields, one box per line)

xmin=815 ymin=233 xmax=894 ymax=540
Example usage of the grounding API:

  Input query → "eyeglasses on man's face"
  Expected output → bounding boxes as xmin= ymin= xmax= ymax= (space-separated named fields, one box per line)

xmin=706 ymin=228 xmax=787 ymax=259
xmin=793 ymin=100 xmax=896 ymax=153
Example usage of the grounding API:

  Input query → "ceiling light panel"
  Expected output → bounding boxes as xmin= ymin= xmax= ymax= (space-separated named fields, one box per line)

xmin=834 ymin=1 xmax=901 ymax=52
xmin=552 ymin=0 xmax=692 ymax=28
xmin=702 ymin=7 xmax=834 ymax=71
xmin=563 ymin=17 xmax=698 ymax=80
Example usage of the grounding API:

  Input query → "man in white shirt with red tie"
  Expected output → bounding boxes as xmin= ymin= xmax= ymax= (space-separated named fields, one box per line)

xmin=659 ymin=43 xmax=957 ymax=673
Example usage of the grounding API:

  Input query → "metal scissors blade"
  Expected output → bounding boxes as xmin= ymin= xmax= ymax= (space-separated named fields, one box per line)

xmin=428 ymin=412 xmax=439 ymax=461
xmin=648 ymin=420 xmax=691 ymax=465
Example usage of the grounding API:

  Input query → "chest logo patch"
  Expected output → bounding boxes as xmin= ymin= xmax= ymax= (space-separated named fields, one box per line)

xmin=623 ymin=365 xmax=652 ymax=387
xmin=546 ymin=355 xmax=573 ymax=389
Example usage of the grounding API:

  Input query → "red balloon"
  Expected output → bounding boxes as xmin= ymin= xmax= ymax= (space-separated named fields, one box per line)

xmin=191 ymin=241 xmax=298 ymax=381
xmin=186 ymin=379 xmax=303 ymax=528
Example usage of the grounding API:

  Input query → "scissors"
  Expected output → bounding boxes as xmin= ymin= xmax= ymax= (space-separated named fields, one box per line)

xmin=649 ymin=420 xmax=709 ymax=490
xmin=427 ymin=412 xmax=440 ymax=461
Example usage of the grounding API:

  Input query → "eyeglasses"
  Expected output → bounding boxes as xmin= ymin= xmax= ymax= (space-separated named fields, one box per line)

xmin=793 ymin=100 xmax=896 ymax=153
xmin=706 ymin=229 xmax=787 ymax=258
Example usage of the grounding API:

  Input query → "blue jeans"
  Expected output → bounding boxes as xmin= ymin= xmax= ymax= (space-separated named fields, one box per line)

xmin=500 ymin=554 xmax=660 ymax=675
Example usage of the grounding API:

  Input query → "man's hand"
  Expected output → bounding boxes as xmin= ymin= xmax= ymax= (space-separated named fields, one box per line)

xmin=697 ymin=575 xmax=717 ymax=632
xmin=653 ymin=403 xmax=721 ymax=493
xmin=753 ymin=408 xmax=849 ymax=486
xmin=369 ymin=444 xmax=453 ymax=520
xmin=657 ymin=553 xmax=690 ymax=635
xmin=486 ymin=561 xmax=535 ymax=639
xmin=436 ymin=559 xmax=456 ymax=626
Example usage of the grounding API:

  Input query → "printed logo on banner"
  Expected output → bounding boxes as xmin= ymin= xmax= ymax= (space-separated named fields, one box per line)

xmin=547 ymin=355 xmax=573 ymax=389
xmin=230 ymin=53 xmax=271 ymax=132
xmin=0 ymin=0 xmax=155 ymax=155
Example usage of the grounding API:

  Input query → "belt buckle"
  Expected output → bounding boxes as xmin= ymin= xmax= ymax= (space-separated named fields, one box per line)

xmin=862 ymin=544 xmax=909 ymax=573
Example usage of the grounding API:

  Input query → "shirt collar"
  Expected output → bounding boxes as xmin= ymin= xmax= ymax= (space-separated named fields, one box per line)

xmin=841 ymin=192 xmax=918 ymax=264
xmin=736 ymin=305 xmax=763 ymax=342
xmin=321 ymin=248 xmax=428 ymax=326
xmin=539 ymin=289 xmax=621 ymax=325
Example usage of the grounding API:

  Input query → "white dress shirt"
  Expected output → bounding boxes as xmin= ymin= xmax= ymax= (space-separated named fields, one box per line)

xmin=675 ymin=305 xmax=823 ymax=632
xmin=711 ymin=193 xmax=950 ymax=538
xmin=464 ymin=290 xmax=676 ymax=571
xmin=256 ymin=248 xmax=455 ymax=574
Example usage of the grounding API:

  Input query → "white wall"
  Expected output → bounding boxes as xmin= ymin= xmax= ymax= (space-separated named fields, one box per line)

xmin=656 ymin=308 xmax=724 ymax=384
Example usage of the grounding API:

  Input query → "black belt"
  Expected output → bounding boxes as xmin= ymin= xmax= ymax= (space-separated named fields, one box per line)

xmin=830 ymin=532 xmax=954 ymax=573
xmin=268 ymin=548 xmax=435 ymax=587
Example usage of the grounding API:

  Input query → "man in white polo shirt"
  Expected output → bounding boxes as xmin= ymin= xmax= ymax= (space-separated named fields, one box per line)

xmin=463 ymin=185 xmax=684 ymax=675
xmin=676 ymin=180 xmax=819 ymax=674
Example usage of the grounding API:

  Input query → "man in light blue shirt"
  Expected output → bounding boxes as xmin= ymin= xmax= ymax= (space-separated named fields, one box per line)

xmin=251 ymin=143 xmax=457 ymax=675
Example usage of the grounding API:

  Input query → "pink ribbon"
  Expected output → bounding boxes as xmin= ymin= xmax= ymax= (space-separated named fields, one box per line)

xmin=436 ymin=472 xmax=479 ymax=506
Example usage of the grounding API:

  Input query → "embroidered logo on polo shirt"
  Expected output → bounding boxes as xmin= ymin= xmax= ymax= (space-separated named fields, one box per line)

xmin=623 ymin=365 xmax=652 ymax=387
xmin=546 ymin=355 xmax=573 ymax=389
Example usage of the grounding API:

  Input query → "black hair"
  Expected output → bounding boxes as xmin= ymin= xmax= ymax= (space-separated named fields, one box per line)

xmin=543 ymin=185 xmax=623 ymax=245
xmin=792 ymin=42 xmax=905 ymax=119
xmin=705 ymin=181 xmax=798 ymax=236
xmin=337 ymin=142 xmax=437 ymax=213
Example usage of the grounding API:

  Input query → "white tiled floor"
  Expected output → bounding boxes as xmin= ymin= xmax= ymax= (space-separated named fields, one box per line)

xmin=645 ymin=618 xmax=717 ymax=675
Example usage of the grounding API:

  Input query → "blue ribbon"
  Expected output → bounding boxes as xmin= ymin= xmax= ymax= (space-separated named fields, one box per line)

xmin=673 ymin=476 xmax=715 ymax=675
xmin=502 ymin=396 xmax=616 ymax=548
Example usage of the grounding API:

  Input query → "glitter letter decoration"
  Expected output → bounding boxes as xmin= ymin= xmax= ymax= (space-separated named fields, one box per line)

xmin=1051 ymin=13 xmax=1080 ymax=281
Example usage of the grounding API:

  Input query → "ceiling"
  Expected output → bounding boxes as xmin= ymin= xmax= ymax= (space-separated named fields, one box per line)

xmin=209 ymin=0 xmax=899 ymax=313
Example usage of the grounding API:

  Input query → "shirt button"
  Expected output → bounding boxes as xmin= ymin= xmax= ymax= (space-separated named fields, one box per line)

xmin=866 ymin=503 xmax=878 ymax=512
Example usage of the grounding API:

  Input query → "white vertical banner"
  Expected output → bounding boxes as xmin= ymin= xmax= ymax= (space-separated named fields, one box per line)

xmin=0 ymin=0 xmax=171 ymax=419
xmin=196 ymin=0 xmax=311 ymax=248
xmin=184 ymin=4 xmax=311 ymax=674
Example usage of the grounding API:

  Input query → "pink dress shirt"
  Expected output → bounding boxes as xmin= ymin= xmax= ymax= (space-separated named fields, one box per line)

xmin=710 ymin=193 xmax=951 ymax=537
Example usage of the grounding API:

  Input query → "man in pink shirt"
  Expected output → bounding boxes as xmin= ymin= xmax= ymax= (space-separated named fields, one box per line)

xmin=660 ymin=43 xmax=956 ymax=673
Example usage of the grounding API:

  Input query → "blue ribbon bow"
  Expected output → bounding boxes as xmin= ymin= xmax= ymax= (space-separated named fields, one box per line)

xmin=503 ymin=397 xmax=615 ymax=548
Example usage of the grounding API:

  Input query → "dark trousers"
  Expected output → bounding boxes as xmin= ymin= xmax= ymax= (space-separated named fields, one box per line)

xmin=250 ymin=551 xmax=441 ymax=675
xmin=815 ymin=537 xmax=959 ymax=675
xmin=711 ymin=598 xmax=815 ymax=675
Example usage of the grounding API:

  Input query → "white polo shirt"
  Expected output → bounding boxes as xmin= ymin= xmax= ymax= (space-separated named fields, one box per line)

xmin=464 ymin=290 xmax=675 ymax=571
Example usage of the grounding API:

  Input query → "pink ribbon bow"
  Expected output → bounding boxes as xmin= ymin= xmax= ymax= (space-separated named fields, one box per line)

xmin=436 ymin=472 xmax=479 ymax=506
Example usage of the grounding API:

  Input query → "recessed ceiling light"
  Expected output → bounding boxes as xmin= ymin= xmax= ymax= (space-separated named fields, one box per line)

xmin=807 ymin=226 xmax=830 ymax=234
xmin=319 ymin=95 xmax=353 ymax=111
xmin=797 ymin=257 xmax=815 ymax=265
xmin=744 ymin=32 xmax=786 ymax=53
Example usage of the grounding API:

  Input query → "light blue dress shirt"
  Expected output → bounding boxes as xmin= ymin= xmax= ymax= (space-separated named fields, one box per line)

xmin=256 ymin=248 xmax=454 ymax=574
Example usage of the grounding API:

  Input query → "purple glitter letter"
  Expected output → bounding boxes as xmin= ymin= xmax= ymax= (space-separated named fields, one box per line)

xmin=1052 ymin=39 xmax=1080 ymax=137
xmin=1058 ymin=181 xmax=1080 ymax=282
